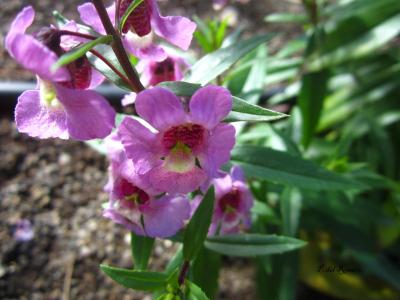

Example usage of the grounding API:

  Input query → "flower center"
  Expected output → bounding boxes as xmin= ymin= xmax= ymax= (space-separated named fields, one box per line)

xmin=119 ymin=178 xmax=150 ymax=205
xmin=149 ymin=57 xmax=176 ymax=86
xmin=36 ymin=27 xmax=92 ymax=90
xmin=39 ymin=80 xmax=63 ymax=109
xmin=219 ymin=188 xmax=241 ymax=213
xmin=162 ymin=123 xmax=204 ymax=151
xmin=120 ymin=0 xmax=152 ymax=36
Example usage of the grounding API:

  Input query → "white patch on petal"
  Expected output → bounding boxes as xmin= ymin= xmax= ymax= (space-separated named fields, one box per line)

xmin=125 ymin=30 xmax=154 ymax=49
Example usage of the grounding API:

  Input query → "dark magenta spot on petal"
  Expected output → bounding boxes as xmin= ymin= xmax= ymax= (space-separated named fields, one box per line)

xmin=60 ymin=56 xmax=92 ymax=90
xmin=219 ymin=188 xmax=241 ymax=213
xmin=162 ymin=123 xmax=205 ymax=150
xmin=118 ymin=178 xmax=150 ymax=205
xmin=149 ymin=57 xmax=176 ymax=86
xmin=120 ymin=0 xmax=152 ymax=36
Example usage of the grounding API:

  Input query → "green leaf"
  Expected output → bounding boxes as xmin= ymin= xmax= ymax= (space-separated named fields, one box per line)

xmin=118 ymin=0 xmax=145 ymax=32
xmin=130 ymin=232 xmax=154 ymax=270
xmin=186 ymin=281 xmax=210 ymax=300
xmin=241 ymin=45 xmax=268 ymax=104
xmin=52 ymin=35 xmax=113 ymax=71
xmin=264 ymin=13 xmax=308 ymax=24
xmin=307 ymin=14 xmax=400 ymax=71
xmin=204 ymin=234 xmax=307 ymax=257
xmin=191 ymin=247 xmax=221 ymax=299
xmin=183 ymin=187 xmax=215 ymax=261
xmin=281 ymin=187 xmax=302 ymax=237
xmin=230 ymin=145 xmax=365 ymax=190
xmin=227 ymin=96 xmax=288 ymax=122
xmin=299 ymin=69 xmax=329 ymax=148
xmin=185 ymin=34 xmax=275 ymax=85
xmin=87 ymin=44 xmax=131 ymax=91
xmin=100 ymin=265 xmax=168 ymax=291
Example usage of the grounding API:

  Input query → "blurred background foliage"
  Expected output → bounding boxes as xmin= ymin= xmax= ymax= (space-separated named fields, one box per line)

xmin=193 ymin=0 xmax=400 ymax=299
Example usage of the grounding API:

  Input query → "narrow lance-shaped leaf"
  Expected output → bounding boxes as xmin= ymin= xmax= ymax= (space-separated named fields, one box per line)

xmin=185 ymin=34 xmax=275 ymax=85
xmin=118 ymin=0 xmax=145 ymax=32
xmin=191 ymin=247 xmax=221 ymax=299
xmin=131 ymin=232 xmax=154 ymax=270
xmin=52 ymin=35 xmax=113 ymax=71
xmin=230 ymin=145 xmax=365 ymax=190
xmin=183 ymin=187 xmax=215 ymax=261
xmin=100 ymin=265 xmax=168 ymax=291
xmin=205 ymin=234 xmax=307 ymax=257
xmin=226 ymin=96 xmax=288 ymax=122
xmin=299 ymin=69 xmax=329 ymax=148
xmin=186 ymin=281 xmax=210 ymax=300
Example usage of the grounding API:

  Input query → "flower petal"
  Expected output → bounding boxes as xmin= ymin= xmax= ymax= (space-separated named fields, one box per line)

xmin=55 ymin=84 xmax=115 ymax=140
xmin=151 ymin=1 xmax=196 ymax=50
xmin=123 ymin=35 xmax=167 ymax=61
xmin=78 ymin=2 xmax=115 ymax=34
xmin=135 ymin=87 xmax=186 ymax=131
xmin=88 ymin=68 xmax=105 ymax=89
xmin=5 ymin=6 xmax=34 ymax=51
xmin=103 ymin=207 xmax=145 ymax=235
xmin=148 ymin=165 xmax=207 ymax=194
xmin=198 ymin=123 xmax=236 ymax=177
xmin=189 ymin=86 xmax=232 ymax=129
xmin=15 ymin=90 xmax=69 ymax=139
xmin=117 ymin=117 xmax=160 ymax=174
xmin=142 ymin=195 xmax=190 ymax=238
xmin=8 ymin=34 xmax=70 ymax=82
xmin=231 ymin=165 xmax=246 ymax=183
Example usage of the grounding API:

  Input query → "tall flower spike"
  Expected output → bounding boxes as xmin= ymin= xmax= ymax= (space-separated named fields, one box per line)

xmin=103 ymin=134 xmax=191 ymax=238
xmin=6 ymin=7 xmax=115 ymax=140
xmin=118 ymin=86 xmax=236 ymax=194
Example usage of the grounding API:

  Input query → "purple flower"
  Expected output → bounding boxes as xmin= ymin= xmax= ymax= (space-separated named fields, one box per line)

xmin=137 ymin=53 xmax=188 ymax=86
xmin=13 ymin=219 xmax=34 ymax=242
xmin=117 ymin=86 xmax=236 ymax=194
xmin=103 ymin=134 xmax=190 ymax=238
xmin=78 ymin=0 xmax=196 ymax=60
xmin=6 ymin=6 xmax=115 ymax=140
xmin=193 ymin=166 xmax=254 ymax=235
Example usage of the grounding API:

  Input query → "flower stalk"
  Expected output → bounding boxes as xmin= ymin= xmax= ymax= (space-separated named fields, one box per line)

xmin=91 ymin=0 xmax=145 ymax=93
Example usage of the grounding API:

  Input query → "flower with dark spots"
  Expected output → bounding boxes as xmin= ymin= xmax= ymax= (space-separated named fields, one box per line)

xmin=117 ymin=86 xmax=236 ymax=194
xmin=191 ymin=166 xmax=253 ymax=235
xmin=78 ymin=0 xmax=196 ymax=60
xmin=137 ymin=54 xmax=189 ymax=87
xmin=5 ymin=6 xmax=115 ymax=140
xmin=103 ymin=134 xmax=191 ymax=238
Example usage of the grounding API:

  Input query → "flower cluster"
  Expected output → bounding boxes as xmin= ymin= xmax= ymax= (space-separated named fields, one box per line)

xmin=6 ymin=1 xmax=254 ymax=239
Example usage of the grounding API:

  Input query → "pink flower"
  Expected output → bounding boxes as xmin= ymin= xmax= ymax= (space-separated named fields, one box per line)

xmin=6 ymin=6 xmax=115 ymax=140
xmin=137 ymin=54 xmax=188 ymax=86
xmin=117 ymin=86 xmax=236 ymax=194
xmin=192 ymin=166 xmax=254 ymax=235
xmin=78 ymin=0 xmax=196 ymax=61
xmin=103 ymin=134 xmax=190 ymax=238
